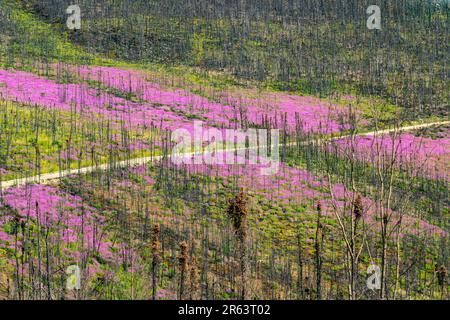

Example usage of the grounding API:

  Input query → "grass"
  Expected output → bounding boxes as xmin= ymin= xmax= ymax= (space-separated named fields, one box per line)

xmin=0 ymin=101 xmax=159 ymax=181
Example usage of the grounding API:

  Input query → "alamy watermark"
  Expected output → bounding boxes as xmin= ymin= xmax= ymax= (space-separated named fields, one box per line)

xmin=65 ymin=4 xmax=380 ymax=31
xmin=66 ymin=265 xmax=81 ymax=290
xmin=171 ymin=121 xmax=280 ymax=175
xmin=366 ymin=264 xmax=381 ymax=290
xmin=367 ymin=5 xmax=382 ymax=30
xmin=66 ymin=5 xmax=81 ymax=30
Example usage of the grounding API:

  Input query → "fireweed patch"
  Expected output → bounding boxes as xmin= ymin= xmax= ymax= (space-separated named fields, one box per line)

xmin=171 ymin=121 xmax=280 ymax=175
xmin=331 ymin=133 xmax=450 ymax=181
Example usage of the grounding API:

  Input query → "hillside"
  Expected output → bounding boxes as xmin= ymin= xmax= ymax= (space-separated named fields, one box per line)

xmin=0 ymin=0 xmax=448 ymax=301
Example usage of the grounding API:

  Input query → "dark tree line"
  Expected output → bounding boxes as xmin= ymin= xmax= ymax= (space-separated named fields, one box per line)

xmin=7 ymin=0 xmax=449 ymax=118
